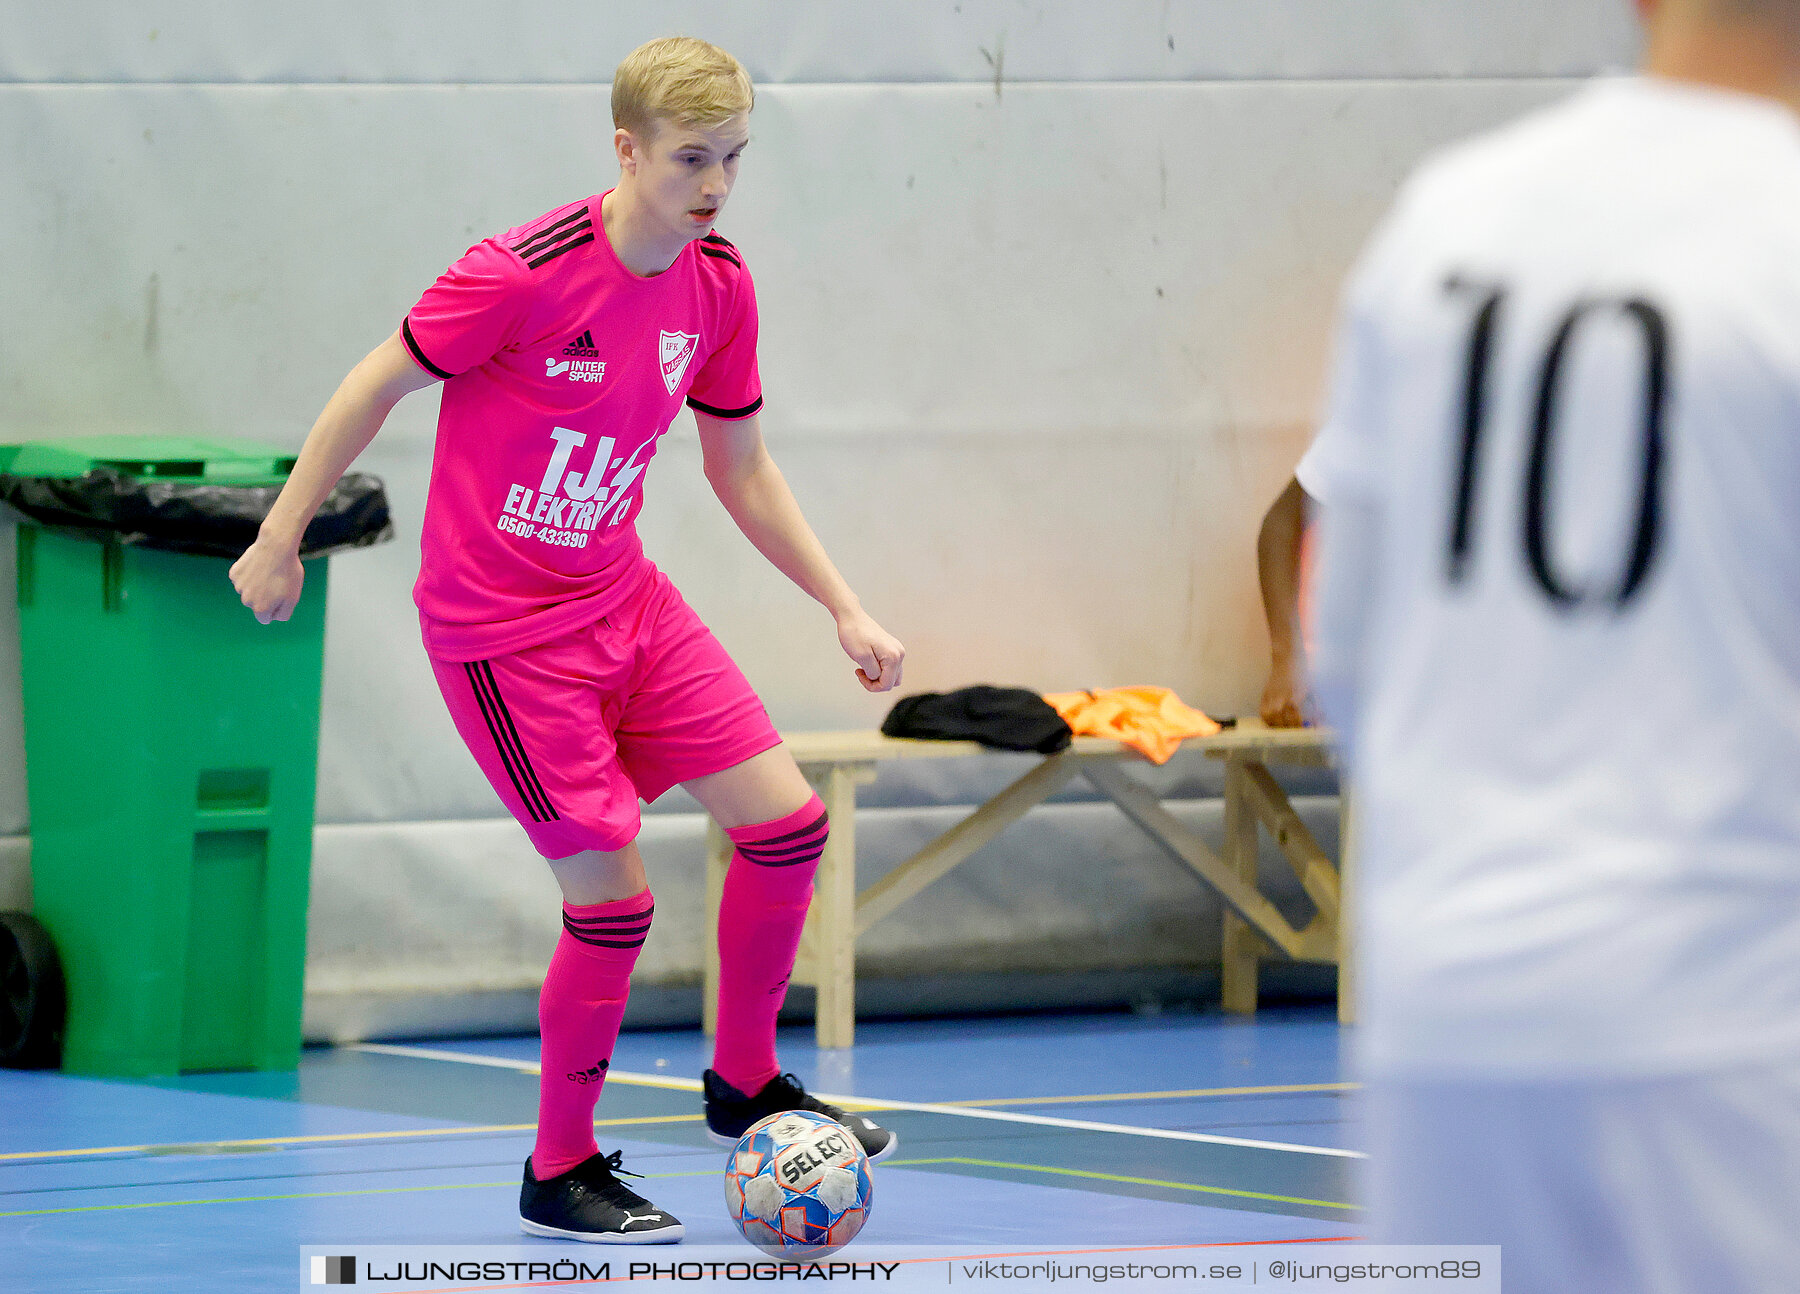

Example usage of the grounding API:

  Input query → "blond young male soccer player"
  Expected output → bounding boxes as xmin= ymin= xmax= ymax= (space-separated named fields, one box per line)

xmin=231 ymin=37 xmax=901 ymax=1243
xmin=1306 ymin=1 xmax=1800 ymax=1288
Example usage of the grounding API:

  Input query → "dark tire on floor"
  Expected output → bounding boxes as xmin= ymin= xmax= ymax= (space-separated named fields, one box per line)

xmin=0 ymin=911 xmax=65 ymax=1069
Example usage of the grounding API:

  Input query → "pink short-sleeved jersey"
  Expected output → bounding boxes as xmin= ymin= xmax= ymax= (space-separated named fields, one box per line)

xmin=402 ymin=191 xmax=763 ymax=661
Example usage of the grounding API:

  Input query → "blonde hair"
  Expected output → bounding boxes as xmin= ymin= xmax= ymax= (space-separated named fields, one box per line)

xmin=611 ymin=37 xmax=753 ymax=139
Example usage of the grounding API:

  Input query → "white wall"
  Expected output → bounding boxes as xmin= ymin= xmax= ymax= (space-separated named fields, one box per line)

xmin=4 ymin=2 xmax=1634 ymax=83
xmin=0 ymin=2 xmax=1640 ymax=1030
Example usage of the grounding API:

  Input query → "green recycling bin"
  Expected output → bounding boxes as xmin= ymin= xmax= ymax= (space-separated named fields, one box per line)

xmin=1 ymin=435 xmax=390 ymax=1076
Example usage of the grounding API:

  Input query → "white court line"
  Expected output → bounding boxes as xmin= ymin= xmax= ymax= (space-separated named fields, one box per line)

xmin=347 ymin=1043 xmax=1364 ymax=1160
xmin=824 ymin=1095 xmax=1364 ymax=1160
xmin=350 ymin=1042 xmax=545 ymax=1074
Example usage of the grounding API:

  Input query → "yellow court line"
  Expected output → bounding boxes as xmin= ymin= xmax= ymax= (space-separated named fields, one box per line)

xmin=893 ymin=1156 xmax=1358 ymax=1212
xmin=0 ymin=1154 xmax=1358 ymax=1221
xmin=940 ymin=1082 xmax=1360 ymax=1108
xmin=0 ymin=1166 xmax=720 ymax=1219
xmin=1 ymin=1180 xmax=519 ymax=1218
xmin=0 ymin=1114 xmax=703 ymax=1163
xmin=601 ymin=1072 xmax=704 ymax=1093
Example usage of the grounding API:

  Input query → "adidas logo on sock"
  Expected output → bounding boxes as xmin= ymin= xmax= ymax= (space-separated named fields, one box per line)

xmin=566 ymin=1059 xmax=610 ymax=1085
xmin=562 ymin=329 xmax=599 ymax=358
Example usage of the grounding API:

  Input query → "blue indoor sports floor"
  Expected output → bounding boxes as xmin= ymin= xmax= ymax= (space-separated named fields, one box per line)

xmin=0 ymin=1006 xmax=1360 ymax=1291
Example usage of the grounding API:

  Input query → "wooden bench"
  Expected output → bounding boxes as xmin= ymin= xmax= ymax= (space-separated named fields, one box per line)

xmin=701 ymin=721 xmax=1348 ymax=1048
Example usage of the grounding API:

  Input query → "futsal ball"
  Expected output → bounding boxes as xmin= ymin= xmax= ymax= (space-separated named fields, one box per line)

xmin=724 ymin=1109 xmax=873 ymax=1258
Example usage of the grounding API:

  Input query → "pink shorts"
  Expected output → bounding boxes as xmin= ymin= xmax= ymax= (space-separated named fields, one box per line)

xmin=428 ymin=568 xmax=782 ymax=858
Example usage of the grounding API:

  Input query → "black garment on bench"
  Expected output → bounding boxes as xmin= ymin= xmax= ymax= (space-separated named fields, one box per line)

xmin=880 ymin=685 xmax=1073 ymax=754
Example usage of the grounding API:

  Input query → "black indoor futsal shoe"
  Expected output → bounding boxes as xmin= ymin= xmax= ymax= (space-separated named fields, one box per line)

xmin=518 ymin=1149 xmax=684 ymax=1244
xmin=702 ymin=1068 xmax=897 ymax=1162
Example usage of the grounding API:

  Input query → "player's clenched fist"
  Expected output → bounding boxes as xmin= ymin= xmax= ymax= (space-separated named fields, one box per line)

xmin=228 ymin=537 xmax=305 ymax=625
xmin=836 ymin=609 xmax=905 ymax=692
xmin=1259 ymin=660 xmax=1308 ymax=728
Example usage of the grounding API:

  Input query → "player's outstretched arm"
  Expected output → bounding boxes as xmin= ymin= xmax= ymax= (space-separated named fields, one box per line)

xmin=1257 ymin=476 xmax=1311 ymax=726
xmin=229 ymin=329 xmax=439 ymax=624
xmin=694 ymin=410 xmax=905 ymax=693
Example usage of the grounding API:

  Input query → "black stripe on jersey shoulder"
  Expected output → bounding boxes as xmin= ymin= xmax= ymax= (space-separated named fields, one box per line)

xmin=698 ymin=234 xmax=742 ymax=268
xmin=401 ymin=318 xmax=454 ymax=380
xmin=686 ymin=394 xmax=764 ymax=420
xmin=524 ymin=231 xmax=595 ymax=269
xmin=511 ymin=206 xmax=590 ymax=258
xmin=515 ymin=220 xmax=592 ymax=263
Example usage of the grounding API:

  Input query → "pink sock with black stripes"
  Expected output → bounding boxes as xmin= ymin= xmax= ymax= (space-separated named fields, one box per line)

xmin=531 ymin=888 xmax=654 ymax=1180
xmin=713 ymin=796 xmax=829 ymax=1096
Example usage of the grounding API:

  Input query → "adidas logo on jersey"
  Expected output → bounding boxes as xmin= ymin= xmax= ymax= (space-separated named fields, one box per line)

xmin=562 ymin=330 xmax=599 ymax=358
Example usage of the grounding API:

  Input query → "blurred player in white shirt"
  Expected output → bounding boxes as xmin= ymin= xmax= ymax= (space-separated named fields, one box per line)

xmin=1304 ymin=2 xmax=1800 ymax=1289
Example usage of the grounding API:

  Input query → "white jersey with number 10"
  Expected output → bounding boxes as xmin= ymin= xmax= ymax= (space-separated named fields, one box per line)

xmin=1302 ymin=77 xmax=1800 ymax=1079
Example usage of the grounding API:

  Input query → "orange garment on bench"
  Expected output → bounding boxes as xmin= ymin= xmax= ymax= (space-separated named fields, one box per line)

xmin=1041 ymin=686 xmax=1221 ymax=765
